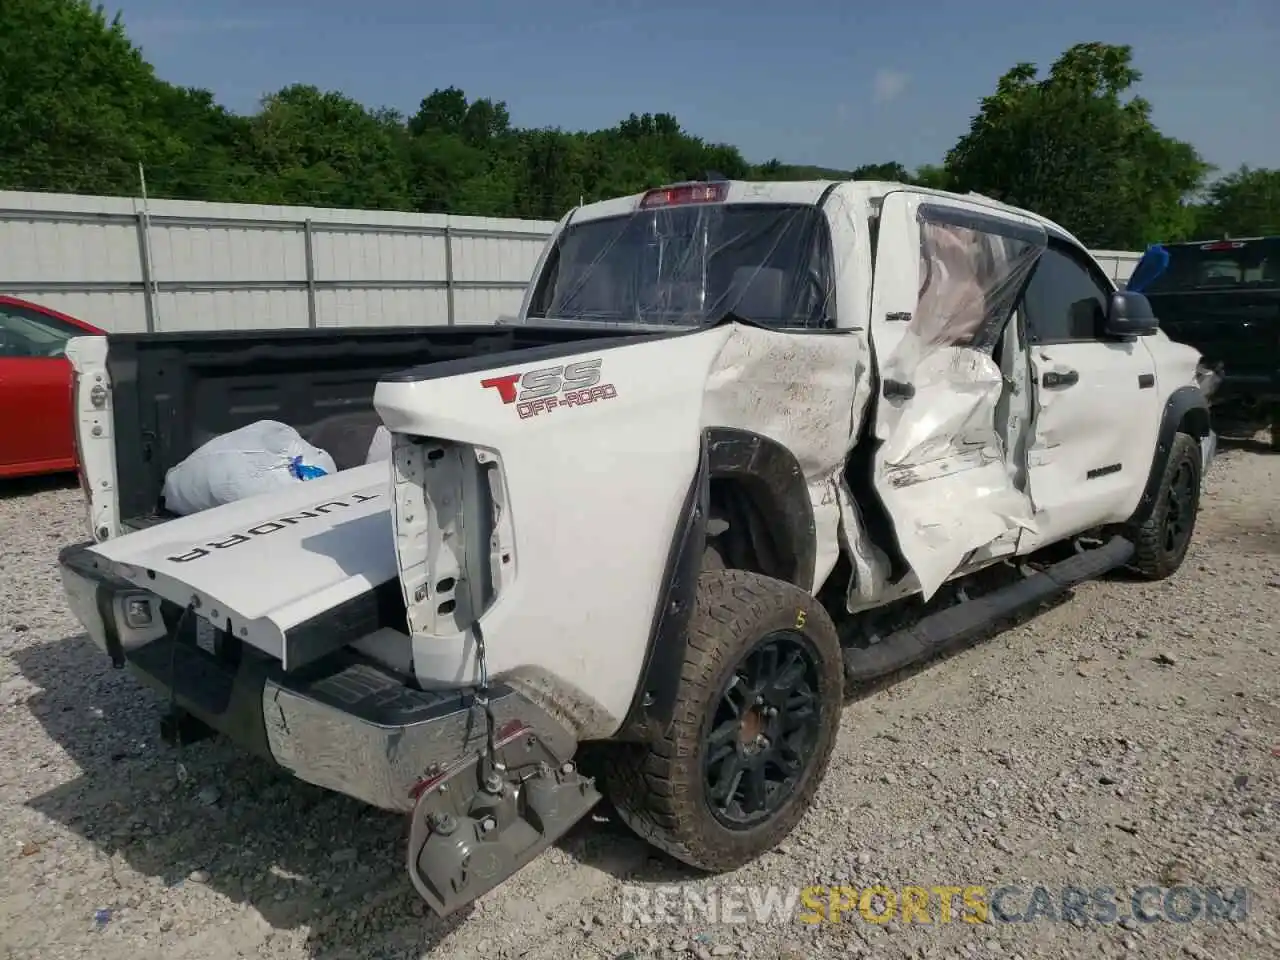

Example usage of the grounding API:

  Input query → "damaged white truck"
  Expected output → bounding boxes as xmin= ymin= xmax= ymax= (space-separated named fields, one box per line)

xmin=57 ymin=180 xmax=1217 ymax=916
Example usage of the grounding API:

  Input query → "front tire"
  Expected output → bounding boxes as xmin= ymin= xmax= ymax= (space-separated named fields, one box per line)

xmin=1130 ymin=432 xmax=1202 ymax=580
xmin=604 ymin=569 xmax=843 ymax=872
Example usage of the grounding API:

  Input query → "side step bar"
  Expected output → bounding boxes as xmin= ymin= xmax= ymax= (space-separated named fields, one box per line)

xmin=844 ymin=536 xmax=1134 ymax=684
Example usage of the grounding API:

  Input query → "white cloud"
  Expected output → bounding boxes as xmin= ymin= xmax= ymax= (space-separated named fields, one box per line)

xmin=872 ymin=69 xmax=910 ymax=105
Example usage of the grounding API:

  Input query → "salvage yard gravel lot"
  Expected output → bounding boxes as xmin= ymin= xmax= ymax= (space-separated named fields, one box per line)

xmin=1 ymin=441 xmax=1276 ymax=960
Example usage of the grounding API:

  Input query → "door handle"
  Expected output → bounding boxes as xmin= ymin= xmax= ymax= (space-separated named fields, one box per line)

xmin=1041 ymin=369 xmax=1079 ymax=389
xmin=882 ymin=379 xmax=916 ymax=400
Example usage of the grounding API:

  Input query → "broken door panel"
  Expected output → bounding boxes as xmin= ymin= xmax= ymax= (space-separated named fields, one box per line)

xmin=868 ymin=192 xmax=1047 ymax=600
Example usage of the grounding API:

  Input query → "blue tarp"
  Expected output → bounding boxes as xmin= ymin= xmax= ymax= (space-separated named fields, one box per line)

xmin=1127 ymin=244 xmax=1170 ymax=293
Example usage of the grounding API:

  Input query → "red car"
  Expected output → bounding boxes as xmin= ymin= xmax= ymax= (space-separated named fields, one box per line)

xmin=0 ymin=296 xmax=106 ymax=479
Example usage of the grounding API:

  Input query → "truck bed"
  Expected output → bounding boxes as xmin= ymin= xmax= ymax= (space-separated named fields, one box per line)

xmin=103 ymin=323 xmax=645 ymax=527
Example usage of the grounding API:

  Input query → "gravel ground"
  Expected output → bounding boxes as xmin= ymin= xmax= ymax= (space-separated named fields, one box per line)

xmin=1 ymin=439 xmax=1276 ymax=960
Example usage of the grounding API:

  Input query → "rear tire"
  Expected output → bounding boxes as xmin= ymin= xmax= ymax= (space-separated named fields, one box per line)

xmin=603 ymin=569 xmax=843 ymax=872
xmin=1130 ymin=432 xmax=1202 ymax=580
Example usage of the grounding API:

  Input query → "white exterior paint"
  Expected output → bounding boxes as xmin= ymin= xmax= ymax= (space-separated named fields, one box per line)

xmin=79 ymin=464 xmax=391 ymax=665
xmin=2 ymin=189 xmax=1140 ymax=334
xmin=63 ymin=178 xmax=1205 ymax=744
xmin=379 ymin=329 xmax=733 ymax=733
xmin=372 ymin=181 xmax=1199 ymax=725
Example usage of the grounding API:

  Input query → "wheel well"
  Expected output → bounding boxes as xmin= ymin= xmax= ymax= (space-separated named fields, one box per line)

xmin=1179 ymin=405 xmax=1211 ymax=440
xmin=706 ymin=476 xmax=795 ymax=584
xmin=1126 ymin=386 xmax=1211 ymax=530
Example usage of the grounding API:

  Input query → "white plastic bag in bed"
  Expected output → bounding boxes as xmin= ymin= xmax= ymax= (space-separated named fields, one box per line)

xmin=365 ymin=425 xmax=392 ymax=464
xmin=161 ymin=420 xmax=337 ymax=516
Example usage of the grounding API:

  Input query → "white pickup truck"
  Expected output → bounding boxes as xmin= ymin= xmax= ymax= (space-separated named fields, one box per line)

xmin=57 ymin=179 xmax=1218 ymax=916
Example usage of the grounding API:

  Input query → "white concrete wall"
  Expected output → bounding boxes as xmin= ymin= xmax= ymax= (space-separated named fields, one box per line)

xmin=0 ymin=191 xmax=554 ymax=333
xmin=1091 ymin=249 xmax=1144 ymax=286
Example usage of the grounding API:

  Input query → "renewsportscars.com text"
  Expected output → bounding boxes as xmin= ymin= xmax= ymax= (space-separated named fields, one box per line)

xmin=621 ymin=884 xmax=1250 ymax=926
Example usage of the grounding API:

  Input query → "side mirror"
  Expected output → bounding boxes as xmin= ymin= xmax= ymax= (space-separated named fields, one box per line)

xmin=1104 ymin=290 xmax=1159 ymax=337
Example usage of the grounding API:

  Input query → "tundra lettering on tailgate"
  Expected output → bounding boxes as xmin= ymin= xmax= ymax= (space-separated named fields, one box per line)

xmin=166 ymin=492 xmax=380 ymax=563
xmin=480 ymin=357 xmax=618 ymax=419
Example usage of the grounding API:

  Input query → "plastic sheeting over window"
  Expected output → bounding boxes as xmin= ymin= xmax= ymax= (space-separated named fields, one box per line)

xmin=525 ymin=203 xmax=836 ymax=329
xmin=898 ymin=206 xmax=1045 ymax=358
xmin=915 ymin=218 xmax=1041 ymax=349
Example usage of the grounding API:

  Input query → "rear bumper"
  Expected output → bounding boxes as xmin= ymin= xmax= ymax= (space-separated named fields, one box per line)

xmin=57 ymin=542 xmax=577 ymax=813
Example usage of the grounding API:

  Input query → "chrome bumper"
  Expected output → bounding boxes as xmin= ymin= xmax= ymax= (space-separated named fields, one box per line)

xmin=56 ymin=543 xmax=577 ymax=812
xmin=260 ymin=665 xmax=576 ymax=811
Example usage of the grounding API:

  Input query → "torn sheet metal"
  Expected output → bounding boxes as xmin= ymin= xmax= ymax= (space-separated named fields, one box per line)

xmin=532 ymin=186 xmax=885 ymax=598
xmin=700 ymin=322 xmax=873 ymax=593
xmin=994 ymin=294 xmax=1034 ymax=500
xmin=503 ymin=183 xmax=1051 ymax=610
xmin=865 ymin=192 xmax=1047 ymax=600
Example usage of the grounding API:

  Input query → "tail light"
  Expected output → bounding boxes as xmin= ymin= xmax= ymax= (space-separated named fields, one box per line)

xmin=71 ymin=363 xmax=112 ymax=540
xmin=1200 ymin=240 xmax=1246 ymax=251
xmin=639 ymin=182 xmax=728 ymax=209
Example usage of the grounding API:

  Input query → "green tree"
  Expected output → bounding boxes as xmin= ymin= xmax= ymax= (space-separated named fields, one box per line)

xmin=140 ymin=86 xmax=261 ymax=202
xmin=0 ymin=0 xmax=171 ymax=194
xmin=409 ymin=87 xmax=512 ymax=146
xmin=1195 ymin=166 xmax=1280 ymax=238
xmin=850 ymin=162 xmax=911 ymax=182
xmin=750 ymin=159 xmax=927 ymax=185
xmin=404 ymin=87 xmax=521 ymax=214
xmin=912 ymin=164 xmax=951 ymax=190
xmin=3 ymin=14 xmax=1264 ymax=246
xmin=944 ymin=42 xmax=1210 ymax=248
xmin=752 ymin=160 xmax=857 ymax=181
xmin=242 ymin=85 xmax=413 ymax=209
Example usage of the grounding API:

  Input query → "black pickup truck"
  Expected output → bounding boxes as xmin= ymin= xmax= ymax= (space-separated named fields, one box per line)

xmin=1129 ymin=236 xmax=1280 ymax=449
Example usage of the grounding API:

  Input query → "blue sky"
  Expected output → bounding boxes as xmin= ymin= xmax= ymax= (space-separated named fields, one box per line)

xmin=114 ymin=0 xmax=1277 ymax=177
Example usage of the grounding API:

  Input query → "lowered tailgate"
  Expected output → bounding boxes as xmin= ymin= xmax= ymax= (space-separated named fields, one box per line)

xmin=66 ymin=462 xmax=400 ymax=668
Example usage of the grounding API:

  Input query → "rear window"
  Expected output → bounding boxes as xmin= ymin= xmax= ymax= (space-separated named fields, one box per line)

xmin=1133 ymin=238 xmax=1280 ymax=294
xmin=526 ymin=203 xmax=835 ymax=329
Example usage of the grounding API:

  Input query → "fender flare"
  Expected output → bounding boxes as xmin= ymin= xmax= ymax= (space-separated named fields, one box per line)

xmin=616 ymin=428 xmax=816 ymax=740
xmin=1128 ymin=385 xmax=1211 ymax=528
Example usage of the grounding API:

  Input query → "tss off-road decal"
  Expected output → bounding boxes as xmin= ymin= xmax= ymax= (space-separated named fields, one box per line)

xmin=480 ymin=357 xmax=618 ymax=419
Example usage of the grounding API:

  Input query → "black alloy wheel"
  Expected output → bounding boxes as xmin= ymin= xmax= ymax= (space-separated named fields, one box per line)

xmin=702 ymin=629 xmax=823 ymax=829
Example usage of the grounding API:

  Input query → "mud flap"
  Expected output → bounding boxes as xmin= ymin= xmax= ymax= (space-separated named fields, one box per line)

xmin=866 ymin=191 xmax=1048 ymax=599
xmin=406 ymin=722 xmax=601 ymax=917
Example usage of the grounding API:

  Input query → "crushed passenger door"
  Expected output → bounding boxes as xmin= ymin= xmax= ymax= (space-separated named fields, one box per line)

xmin=867 ymin=191 xmax=1048 ymax=599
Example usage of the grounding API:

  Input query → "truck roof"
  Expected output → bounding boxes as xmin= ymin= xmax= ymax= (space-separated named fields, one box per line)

xmin=567 ymin=179 xmax=1082 ymax=247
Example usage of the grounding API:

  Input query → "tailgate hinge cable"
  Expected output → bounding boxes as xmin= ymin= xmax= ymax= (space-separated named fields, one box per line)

xmin=471 ymin=621 xmax=503 ymax=776
xmin=165 ymin=600 xmax=197 ymax=761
